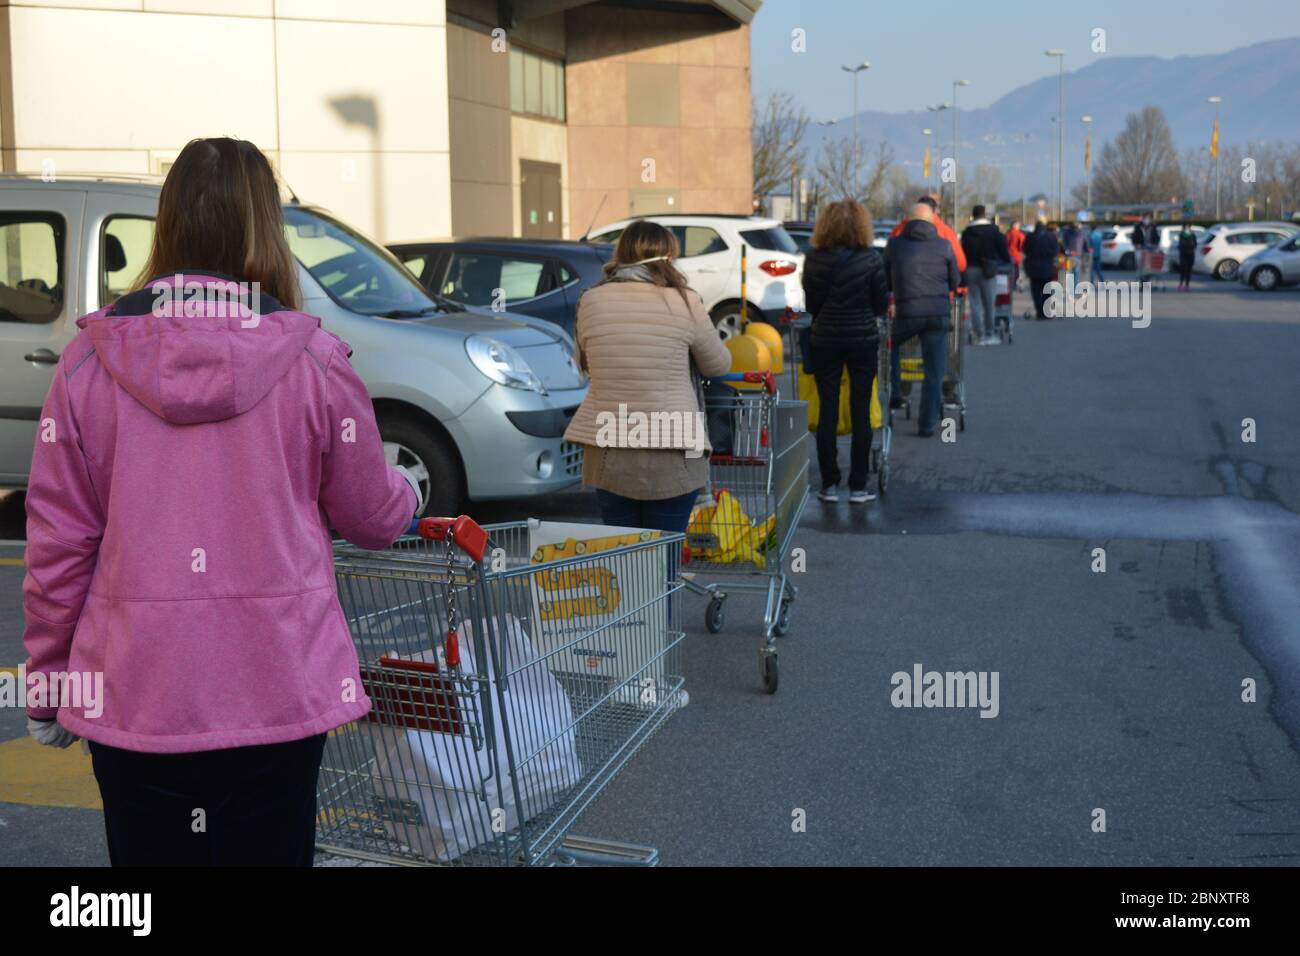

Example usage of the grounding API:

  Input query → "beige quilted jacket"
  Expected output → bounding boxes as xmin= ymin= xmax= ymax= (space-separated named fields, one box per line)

xmin=565 ymin=279 xmax=731 ymax=451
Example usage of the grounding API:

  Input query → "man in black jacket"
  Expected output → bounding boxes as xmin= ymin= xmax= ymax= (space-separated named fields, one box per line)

xmin=960 ymin=205 xmax=1011 ymax=345
xmin=886 ymin=203 xmax=960 ymax=437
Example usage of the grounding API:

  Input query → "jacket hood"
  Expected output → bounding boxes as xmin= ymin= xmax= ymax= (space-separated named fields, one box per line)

xmin=901 ymin=219 xmax=939 ymax=241
xmin=78 ymin=272 xmax=323 ymax=425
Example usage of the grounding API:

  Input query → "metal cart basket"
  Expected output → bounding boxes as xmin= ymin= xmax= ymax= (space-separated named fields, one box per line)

xmin=682 ymin=371 xmax=809 ymax=693
xmin=317 ymin=515 xmax=685 ymax=866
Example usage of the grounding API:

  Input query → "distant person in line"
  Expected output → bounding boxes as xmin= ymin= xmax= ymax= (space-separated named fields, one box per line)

xmin=564 ymin=220 xmax=730 ymax=533
xmin=1176 ymin=222 xmax=1199 ymax=290
xmin=801 ymin=200 xmax=889 ymax=504
xmin=1062 ymin=220 xmax=1085 ymax=285
xmin=1131 ymin=215 xmax=1154 ymax=277
xmin=1006 ymin=219 xmax=1026 ymax=292
xmin=960 ymin=204 xmax=1011 ymax=345
xmin=886 ymin=203 xmax=960 ymax=437
xmin=1023 ymin=220 xmax=1062 ymax=320
xmin=891 ymin=194 xmax=968 ymax=277
xmin=1088 ymin=221 xmax=1106 ymax=283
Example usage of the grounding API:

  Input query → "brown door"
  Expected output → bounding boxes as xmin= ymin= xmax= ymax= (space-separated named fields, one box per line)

xmin=520 ymin=160 xmax=562 ymax=239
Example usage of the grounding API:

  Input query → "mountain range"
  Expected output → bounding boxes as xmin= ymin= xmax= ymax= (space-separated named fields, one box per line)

xmin=803 ymin=37 xmax=1300 ymax=200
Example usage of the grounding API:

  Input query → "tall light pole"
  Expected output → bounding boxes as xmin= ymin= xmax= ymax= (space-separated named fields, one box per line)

xmin=1081 ymin=114 xmax=1093 ymax=216
xmin=951 ymin=80 xmax=970 ymax=226
xmin=926 ymin=104 xmax=948 ymax=198
xmin=1045 ymin=49 xmax=1066 ymax=222
xmin=841 ymin=61 xmax=871 ymax=191
xmin=1208 ymin=96 xmax=1222 ymax=219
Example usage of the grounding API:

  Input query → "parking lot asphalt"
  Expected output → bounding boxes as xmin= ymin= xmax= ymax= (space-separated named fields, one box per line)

xmin=2 ymin=272 xmax=1298 ymax=866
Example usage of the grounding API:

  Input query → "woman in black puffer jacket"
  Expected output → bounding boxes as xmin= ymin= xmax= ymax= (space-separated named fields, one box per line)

xmin=801 ymin=200 xmax=889 ymax=503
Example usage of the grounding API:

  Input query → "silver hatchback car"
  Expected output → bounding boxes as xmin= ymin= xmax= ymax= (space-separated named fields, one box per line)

xmin=0 ymin=176 xmax=586 ymax=515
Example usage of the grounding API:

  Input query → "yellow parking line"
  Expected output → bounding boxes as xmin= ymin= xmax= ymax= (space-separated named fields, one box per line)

xmin=0 ymin=737 xmax=102 ymax=810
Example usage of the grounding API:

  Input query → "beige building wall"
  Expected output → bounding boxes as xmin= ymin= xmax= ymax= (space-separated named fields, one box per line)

xmin=565 ymin=5 xmax=753 ymax=238
xmin=446 ymin=18 xmax=513 ymax=238
xmin=0 ymin=0 xmax=452 ymax=243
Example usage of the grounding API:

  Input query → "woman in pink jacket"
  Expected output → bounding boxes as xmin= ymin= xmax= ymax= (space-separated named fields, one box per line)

xmin=21 ymin=138 xmax=419 ymax=866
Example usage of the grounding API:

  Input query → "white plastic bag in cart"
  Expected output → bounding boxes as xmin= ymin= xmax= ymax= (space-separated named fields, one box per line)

xmin=361 ymin=613 xmax=582 ymax=863
xmin=994 ymin=273 xmax=1009 ymax=295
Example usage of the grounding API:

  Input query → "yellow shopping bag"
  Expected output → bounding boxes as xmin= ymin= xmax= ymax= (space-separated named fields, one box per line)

xmin=686 ymin=491 xmax=775 ymax=568
xmin=800 ymin=369 xmax=883 ymax=433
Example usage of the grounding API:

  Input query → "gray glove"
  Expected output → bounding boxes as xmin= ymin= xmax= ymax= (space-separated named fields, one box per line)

xmin=27 ymin=717 xmax=79 ymax=749
xmin=395 ymin=465 xmax=423 ymax=516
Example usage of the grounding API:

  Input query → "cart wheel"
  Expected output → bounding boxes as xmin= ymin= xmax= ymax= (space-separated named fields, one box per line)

xmin=878 ymin=460 xmax=889 ymax=496
xmin=761 ymin=653 xmax=779 ymax=694
xmin=705 ymin=598 xmax=726 ymax=634
xmin=773 ymin=599 xmax=792 ymax=637
xmin=959 ymin=410 xmax=966 ymax=432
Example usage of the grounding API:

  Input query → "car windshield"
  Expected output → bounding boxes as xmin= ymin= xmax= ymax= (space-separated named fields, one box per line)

xmin=283 ymin=206 xmax=439 ymax=317
xmin=740 ymin=227 xmax=800 ymax=255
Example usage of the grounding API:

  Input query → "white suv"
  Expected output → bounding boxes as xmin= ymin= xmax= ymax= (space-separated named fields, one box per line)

xmin=585 ymin=214 xmax=804 ymax=338
xmin=1194 ymin=222 xmax=1299 ymax=280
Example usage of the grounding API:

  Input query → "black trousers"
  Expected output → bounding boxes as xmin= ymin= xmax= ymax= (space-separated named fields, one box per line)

xmin=88 ymin=733 xmax=327 ymax=866
xmin=809 ymin=338 xmax=876 ymax=491
xmin=1029 ymin=276 xmax=1052 ymax=318
xmin=1178 ymin=256 xmax=1194 ymax=284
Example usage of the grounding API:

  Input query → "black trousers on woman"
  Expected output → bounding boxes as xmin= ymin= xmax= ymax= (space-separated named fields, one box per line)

xmin=88 ymin=733 xmax=327 ymax=866
xmin=809 ymin=339 xmax=876 ymax=491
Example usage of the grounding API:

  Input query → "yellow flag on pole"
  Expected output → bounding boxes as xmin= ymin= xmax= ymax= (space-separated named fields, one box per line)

xmin=1084 ymin=135 xmax=1091 ymax=171
xmin=1210 ymin=117 xmax=1220 ymax=160
xmin=923 ymin=146 xmax=930 ymax=179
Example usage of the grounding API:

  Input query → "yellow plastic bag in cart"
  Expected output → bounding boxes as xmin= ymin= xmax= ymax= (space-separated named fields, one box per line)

xmin=799 ymin=370 xmax=883 ymax=433
xmin=686 ymin=490 xmax=776 ymax=568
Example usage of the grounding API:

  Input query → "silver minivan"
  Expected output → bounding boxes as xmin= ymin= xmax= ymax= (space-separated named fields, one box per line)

xmin=0 ymin=176 xmax=586 ymax=515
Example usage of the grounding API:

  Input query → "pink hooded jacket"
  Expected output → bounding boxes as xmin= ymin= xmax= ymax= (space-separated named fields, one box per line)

xmin=22 ymin=272 xmax=418 ymax=753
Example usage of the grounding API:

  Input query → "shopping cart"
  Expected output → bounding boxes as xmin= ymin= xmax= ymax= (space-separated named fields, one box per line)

xmin=1137 ymin=248 xmax=1167 ymax=291
xmin=682 ymin=371 xmax=809 ymax=694
xmin=897 ymin=292 xmax=967 ymax=432
xmin=317 ymin=515 xmax=686 ymax=866
xmin=993 ymin=263 xmax=1014 ymax=344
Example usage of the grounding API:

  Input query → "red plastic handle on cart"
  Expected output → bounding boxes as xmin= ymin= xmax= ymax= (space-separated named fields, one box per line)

xmin=409 ymin=515 xmax=489 ymax=563
xmin=717 ymin=371 xmax=777 ymax=394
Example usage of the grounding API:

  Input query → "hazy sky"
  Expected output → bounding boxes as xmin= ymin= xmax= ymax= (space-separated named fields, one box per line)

xmin=751 ymin=0 xmax=1300 ymax=116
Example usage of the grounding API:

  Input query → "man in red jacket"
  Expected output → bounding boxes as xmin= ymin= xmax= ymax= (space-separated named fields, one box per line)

xmin=1007 ymin=220 xmax=1026 ymax=291
xmin=891 ymin=194 xmax=967 ymax=276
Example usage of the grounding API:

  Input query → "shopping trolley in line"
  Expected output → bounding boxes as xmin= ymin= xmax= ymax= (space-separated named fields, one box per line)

xmin=682 ymin=371 xmax=809 ymax=694
xmin=317 ymin=515 xmax=686 ymax=866
xmin=896 ymin=292 xmax=967 ymax=432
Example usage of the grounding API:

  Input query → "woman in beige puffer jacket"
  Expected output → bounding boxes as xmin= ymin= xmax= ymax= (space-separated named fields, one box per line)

xmin=565 ymin=220 xmax=731 ymax=532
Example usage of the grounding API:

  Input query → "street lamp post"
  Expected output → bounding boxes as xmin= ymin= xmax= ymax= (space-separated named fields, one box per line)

xmin=841 ymin=61 xmax=871 ymax=191
xmin=1208 ymin=96 xmax=1223 ymax=219
xmin=1045 ymin=50 xmax=1066 ymax=222
xmin=1081 ymin=114 xmax=1093 ymax=216
xmin=951 ymin=80 xmax=970 ymax=227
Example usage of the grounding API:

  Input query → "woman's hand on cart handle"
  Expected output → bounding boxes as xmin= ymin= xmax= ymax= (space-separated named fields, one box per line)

xmin=408 ymin=516 xmax=490 ymax=563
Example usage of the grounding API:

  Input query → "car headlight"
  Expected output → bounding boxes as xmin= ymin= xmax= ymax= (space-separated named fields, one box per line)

xmin=465 ymin=335 xmax=546 ymax=393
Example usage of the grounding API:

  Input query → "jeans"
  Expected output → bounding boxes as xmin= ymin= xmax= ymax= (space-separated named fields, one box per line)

xmin=809 ymin=339 xmax=876 ymax=491
xmin=595 ymin=487 xmax=701 ymax=534
xmin=891 ymin=315 xmax=948 ymax=434
xmin=1089 ymin=252 xmax=1104 ymax=283
xmin=88 ymin=733 xmax=327 ymax=866
xmin=968 ymin=269 xmax=998 ymax=338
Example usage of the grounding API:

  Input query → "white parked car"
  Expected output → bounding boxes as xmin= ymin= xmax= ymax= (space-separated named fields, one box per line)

xmin=1097 ymin=225 xmax=1135 ymax=268
xmin=1238 ymin=231 xmax=1300 ymax=290
xmin=1157 ymin=224 xmax=1206 ymax=273
xmin=585 ymin=214 xmax=804 ymax=338
xmin=1194 ymin=222 xmax=1299 ymax=280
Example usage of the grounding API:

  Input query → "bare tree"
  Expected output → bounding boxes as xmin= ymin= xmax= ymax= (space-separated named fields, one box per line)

xmin=968 ymin=163 xmax=1004 ymax=210
xmin=814 ymin=139 xmax=895 ymax=210
xmin=752 ymin=92 xmax=810 ymax=204
xmin=1087 ymin=106 xmax=1184 ymax=205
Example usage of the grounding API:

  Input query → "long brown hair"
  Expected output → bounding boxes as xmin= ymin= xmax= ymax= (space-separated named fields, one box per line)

xmin=135 ymin=137 xmax=300 ymax=309
xmin=606 ymin=220 xmax=694 ymax=308
xmin=810 ymin=200 xmax=873 ymax=251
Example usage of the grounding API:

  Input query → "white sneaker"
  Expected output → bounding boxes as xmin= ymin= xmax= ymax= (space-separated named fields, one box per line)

xmin=982 ymin=335 xmax=1001 ymax=346
xmin=848 ymin=489 xmax=876 ymax=504
xmin=818 ymin=486 xmax=839 ymax=502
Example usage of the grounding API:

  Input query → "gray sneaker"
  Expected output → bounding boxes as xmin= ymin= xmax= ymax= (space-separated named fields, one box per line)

xmin=848 ymin=489 xmax=876 ymax=504
xmin=818 ymin=485 xmax=839 ymax=503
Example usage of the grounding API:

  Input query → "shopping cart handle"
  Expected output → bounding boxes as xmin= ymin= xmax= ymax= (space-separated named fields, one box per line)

xmin=715 ymin=371 xmax=777 ymax=394
xmin=408 ymin=515 xmax=489 ymax=563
